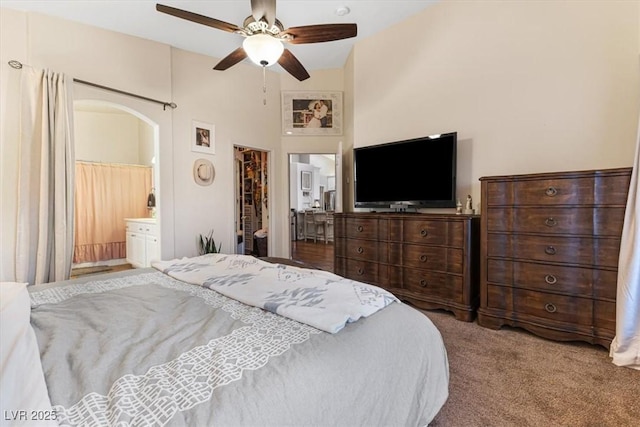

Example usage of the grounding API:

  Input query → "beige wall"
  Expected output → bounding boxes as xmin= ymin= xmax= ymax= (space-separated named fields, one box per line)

xmin=169 ymin=47 xmax=282 ymax=258
xmin=0 ymin=9 xmax=283 ymax=280
xmin=277 ymin=68 xmax=347 ymax=256
xmin=2 ymin=1 xmax=638 ymax=279
xmin=75 ymin=109 xmax=152 ymax=165
xmin=0 ymin=8 xmax=27 ymax=280
xmin=351 ymin=0 xmax=639 ymax=210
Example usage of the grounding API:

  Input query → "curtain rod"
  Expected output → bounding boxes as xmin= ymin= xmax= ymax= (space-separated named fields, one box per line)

xmin=8 ymin=60 xmax=177 ymax=110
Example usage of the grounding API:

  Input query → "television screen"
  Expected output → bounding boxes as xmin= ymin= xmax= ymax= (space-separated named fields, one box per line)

xmin=353 ymin=133 xmax=457 ymax=208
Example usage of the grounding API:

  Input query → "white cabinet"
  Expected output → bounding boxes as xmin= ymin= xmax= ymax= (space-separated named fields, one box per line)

xmin=125 ymin=219 xmax=159 ymax=268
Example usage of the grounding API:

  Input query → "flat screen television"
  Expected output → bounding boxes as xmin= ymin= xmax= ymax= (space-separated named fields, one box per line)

xmin=353 ymin=132 xmax=457 ymax=209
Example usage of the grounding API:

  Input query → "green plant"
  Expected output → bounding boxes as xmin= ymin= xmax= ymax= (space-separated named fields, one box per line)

xmin=197 ymin=230 xmax=222 ymax=255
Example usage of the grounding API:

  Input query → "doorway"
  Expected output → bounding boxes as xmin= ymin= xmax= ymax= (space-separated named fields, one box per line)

xmin=72 ymin=101 xmax=159 ymax=274
xmin=234 ymin=146 xmax=270 ymax=257
xmin=289 ymin=154 xmax=337 ymax=270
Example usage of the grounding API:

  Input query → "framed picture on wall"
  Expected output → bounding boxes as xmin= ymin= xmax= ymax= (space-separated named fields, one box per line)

xmin=192 ymin=120 xmax=215 ymax=154
xmin=301 ymin=171 xmax=312 ymax=191
xmin=281 ymin=91 xmax=343 ymax=136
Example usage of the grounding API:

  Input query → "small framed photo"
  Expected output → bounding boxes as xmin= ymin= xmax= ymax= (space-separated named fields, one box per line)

xmin=192 ymin=120 xmax=215 ymax=154
xmin=282 ymin=91 xmax=343 ymax=136
xmin=301 ymin=171 xmax=312 ymax=191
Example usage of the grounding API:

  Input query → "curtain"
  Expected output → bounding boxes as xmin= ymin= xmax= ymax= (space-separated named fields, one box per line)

xmin=15 ymin=68 xmax=75 ymax=285
xmin=73 ymin=162 xmax=152 ymax=264
xmin=610 ymin=119 xmax=640 ymax=370
xmin=610 ymin=117 xmax=640 ymax=370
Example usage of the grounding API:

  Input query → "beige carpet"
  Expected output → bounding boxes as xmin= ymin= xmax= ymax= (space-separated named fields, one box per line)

xmin=423 ymin=309 xmax=640 ymax=427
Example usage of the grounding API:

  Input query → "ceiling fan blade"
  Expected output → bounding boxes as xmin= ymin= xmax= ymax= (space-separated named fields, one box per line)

xmin=278 ymin=49 xmax=310 ymax=81
xmin=156 ymin=4 xmax=242 ymax=33
xmin=282 ymin=23 xmax=357 ymax=44
xmin=251 ymin=0 xmax=277 ymax=26
xmin=213 ymin=47 xmax=248 ymax=71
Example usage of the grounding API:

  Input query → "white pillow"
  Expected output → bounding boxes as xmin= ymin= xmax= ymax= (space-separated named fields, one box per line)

xmin=0 ymin=282 xmax=57 ymax=426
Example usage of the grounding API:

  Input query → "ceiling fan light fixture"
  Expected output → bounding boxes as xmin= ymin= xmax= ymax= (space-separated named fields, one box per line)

xmin=242 ymin=34 xmax=284 ymax=67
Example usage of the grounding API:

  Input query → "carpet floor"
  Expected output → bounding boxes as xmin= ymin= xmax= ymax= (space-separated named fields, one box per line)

xmin=423 ymin=309 xmax=640 ymax=427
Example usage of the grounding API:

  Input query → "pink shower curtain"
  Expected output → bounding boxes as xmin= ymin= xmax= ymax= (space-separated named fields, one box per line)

xmin=73 ymin=162 xmax=152 ymax=264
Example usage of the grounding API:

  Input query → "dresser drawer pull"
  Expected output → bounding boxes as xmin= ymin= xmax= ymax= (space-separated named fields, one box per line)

xmin=357 ymin=247 xmax=364 ymax=254
xmin=419 ymin=254 xmax=428 ymax=263
xmin=419 ymin=279 xmax=428 ymax=287
xmin=357 ymin=268 xmax=364 ymax=275
xmin=544 ymin=274 xmax=558 ymax=285
xmin=357 ymin=225 xmax=364 ymax=232
xmin=545 ymin=303 xmax=557 ymax=313
xmin=545 ymin=187 xmax=558 ymax=197
xmin=544 ymin=217 xmax=557 ymax=227
xmin=420 ymin=229 xmax=428 ymax=237
xmin=545 ymin=246 xmax=557 ymax=255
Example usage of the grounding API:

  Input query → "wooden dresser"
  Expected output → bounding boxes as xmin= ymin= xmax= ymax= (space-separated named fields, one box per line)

xmin=334 ymin=213 xmax=480 ymax=321
xmin=478 ymin=168 xmax=632 ymax=348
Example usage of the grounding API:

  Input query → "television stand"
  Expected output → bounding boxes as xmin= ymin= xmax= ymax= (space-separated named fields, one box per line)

xmin=334 ymin=212 xmax=480 ymax=321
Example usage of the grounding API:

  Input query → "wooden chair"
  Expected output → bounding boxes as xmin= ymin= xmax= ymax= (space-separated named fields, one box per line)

xmin=313 ymin=211 xmax=328 ymax=244
xmin=325 ymin=211 xmax=334 ymax=243
xmin=304 ymin=210 xmax=328 ymax=243
xmin=303 ymin=210 xmax=317 ymax=242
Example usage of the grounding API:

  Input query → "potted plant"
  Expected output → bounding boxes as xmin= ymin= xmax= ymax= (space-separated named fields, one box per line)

xmin=197 ymin=230 xmax=222 ymax=255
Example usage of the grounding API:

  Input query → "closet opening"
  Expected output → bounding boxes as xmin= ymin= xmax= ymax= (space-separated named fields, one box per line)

xmin=234 ymin=146 xmax=270 ymax=257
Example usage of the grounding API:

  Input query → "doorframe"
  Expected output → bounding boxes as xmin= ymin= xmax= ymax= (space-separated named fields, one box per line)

xmin=232 ymin=144 xmax=273 ymax=257
xmin=287 ymin=147 xmax=341 ymax=260
xmin=72 ymin=99 xmax=160 ymax=267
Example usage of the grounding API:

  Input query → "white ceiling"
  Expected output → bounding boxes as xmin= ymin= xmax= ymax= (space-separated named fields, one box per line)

xmin=2 ymin=0 xmax=436 ymax=74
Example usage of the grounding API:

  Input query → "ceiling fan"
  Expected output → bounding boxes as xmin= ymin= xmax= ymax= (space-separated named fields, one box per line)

xmin=156 ymin=1 xmax=358 ymax=81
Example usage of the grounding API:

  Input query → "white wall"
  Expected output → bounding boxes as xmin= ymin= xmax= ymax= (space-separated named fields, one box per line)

xmin=350 ymin=0 xmax=639 ymax=210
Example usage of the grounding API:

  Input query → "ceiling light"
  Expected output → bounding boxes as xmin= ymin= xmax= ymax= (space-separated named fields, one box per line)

xmin=335 ymin=6 xmax=350 ymax=16
xmin=242 ymin=34 xmax=284 ymax=67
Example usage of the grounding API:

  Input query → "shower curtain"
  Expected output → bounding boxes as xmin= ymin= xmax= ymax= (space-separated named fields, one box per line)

xmin=73 ymin=162 xmax=152 ymax=264
xmin=15 ymin=68 xmax=75 ymax=285
xmin=610 ymin=118 xmax=640 ymax=370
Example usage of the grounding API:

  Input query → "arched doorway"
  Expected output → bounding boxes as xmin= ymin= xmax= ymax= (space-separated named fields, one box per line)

xmin=71 ymin=100 xmax=160 ymax=275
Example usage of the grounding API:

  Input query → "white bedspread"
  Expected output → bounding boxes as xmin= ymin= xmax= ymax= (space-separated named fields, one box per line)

xmin=152 ymin=254 xmax=399 ymax=333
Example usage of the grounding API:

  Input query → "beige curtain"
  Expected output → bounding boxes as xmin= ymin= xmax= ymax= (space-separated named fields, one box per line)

xmin=610 ymin=118 xmax=640 ymax=370
xmin=74 ymin=162 xmax=152 ymax=264
xmin=15 ymin=68 xmax=75 ymax=285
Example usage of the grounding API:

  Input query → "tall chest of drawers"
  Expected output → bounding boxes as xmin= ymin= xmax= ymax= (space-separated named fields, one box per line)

xmin=478 ymin=168 xmax=632 ymax=348
xmin=334 ymin=213 xmax=480 ymax=321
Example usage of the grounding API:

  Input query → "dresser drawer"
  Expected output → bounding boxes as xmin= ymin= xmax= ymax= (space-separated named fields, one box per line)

xmin=345 ymin=218 xmax=379 ymax=240
xmin=345 ymin=238 xmax=381 ymax=262
xmin=594 ymin=300 xmax=616 ymax=332
xmin=487 ymin=207 xmax=625 ymax=237
xmin=403 ymin=269 xmax=463 ymax=303
xmin=487 ymin=234 xmax=621 ymax=268
xmin=402 ymin=220 xmax=463 ymax=247
xmin=594 ymin=172 xmax=632 ymax=205
xmin=344 ymin=259 xmax=379 ymax=285
xmin=513 ymin=289 xmax=592 ymax=326
xmin=485 ymin=177 xmax=593 ymax=206
xmin=402 ymin=244 xmax=463 ymax=274
xmin=487 ymin=259 xmax=593 ymax=295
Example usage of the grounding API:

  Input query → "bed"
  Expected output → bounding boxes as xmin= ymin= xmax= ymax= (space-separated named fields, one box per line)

xmin=3 ymin=254 xmax=449 ymax=426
